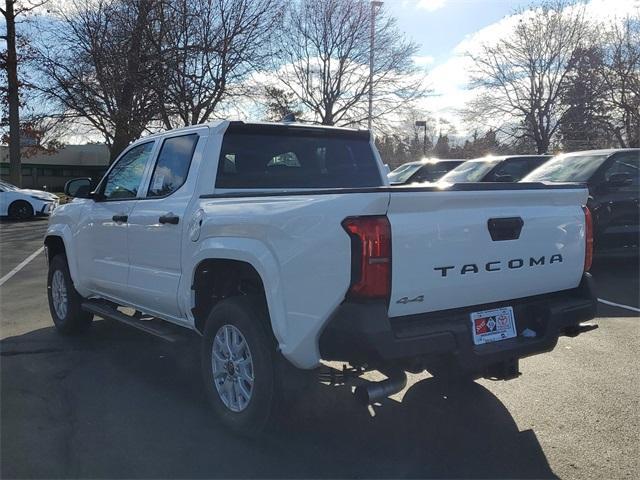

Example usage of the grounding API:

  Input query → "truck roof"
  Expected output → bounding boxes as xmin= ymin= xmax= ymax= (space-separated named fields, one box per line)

xmin=402 ymin=158 xmax=465 ymax=166
xmin=140 ymin=120 xmax=369 ymax=141
xmin=555 ymin=148 xmax=640 ymax=157
xmin=465 ymin=154 xmax=552 ymax=163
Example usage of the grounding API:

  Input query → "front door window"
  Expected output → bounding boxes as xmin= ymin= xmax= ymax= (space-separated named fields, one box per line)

xmin=102 ymin=142 xmax=154 ymax=200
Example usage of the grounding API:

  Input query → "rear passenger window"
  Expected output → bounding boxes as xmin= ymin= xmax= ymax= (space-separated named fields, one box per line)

xmin=489 ymin=158 xmax=534 ymax=181
xmin=216 ymin=129 xmax=382 ymax=189
xmin=148 ymin=134 xmax=199 ymax=197
xmin=604 ymin=153 xmax=639 ymax=186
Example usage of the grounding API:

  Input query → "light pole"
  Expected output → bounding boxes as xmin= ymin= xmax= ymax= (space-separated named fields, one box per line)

xmin=368 ymin=0 xmax=383 ymax=131
xmin=415 ymin=120 xmax=428 ymax=156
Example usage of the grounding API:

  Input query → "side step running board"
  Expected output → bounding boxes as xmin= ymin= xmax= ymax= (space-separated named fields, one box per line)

xmin=81 ymin=301 xmax=184 ymax=342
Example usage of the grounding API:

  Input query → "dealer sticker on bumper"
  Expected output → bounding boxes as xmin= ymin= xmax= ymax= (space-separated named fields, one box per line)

xmin=470 ymin=306 xmax=517 ymax=345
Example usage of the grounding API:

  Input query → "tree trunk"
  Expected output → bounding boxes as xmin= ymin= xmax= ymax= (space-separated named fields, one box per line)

xmin=5 ymin=0 xmax=22 ymax=187
xmin=612 ymin=126 xmax=626 ymax=148
xmin=109 ymin=126 xmax=131 ymax=163
xmin=536 ymin=134 xmax=550 ymax=154
xmin=321 ymin=110 xmax=335 ymax=125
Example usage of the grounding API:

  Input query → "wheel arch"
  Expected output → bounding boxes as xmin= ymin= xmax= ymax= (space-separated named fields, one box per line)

xmin=8 ymin=198 xmax=35 ymax=218
xmin=44 ymin=235 xmax=66 ymax=264
xmin=192 ymin=258 xmax=268 ymax=333
xmin=44 ymin=225 xmax=83 ymax=294
xmin=189 ymin=239 xmax=288 ymax=354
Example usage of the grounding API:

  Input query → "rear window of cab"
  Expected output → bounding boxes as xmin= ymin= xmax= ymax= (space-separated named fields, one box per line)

xmin=215 ymin=126 xmax=383 ymax=189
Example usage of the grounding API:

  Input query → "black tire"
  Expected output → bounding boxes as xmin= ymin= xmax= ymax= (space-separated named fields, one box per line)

xmin=8 ymin=200 xmax=34 ymax=220
xmin=201 ymin=296 xmax=282 ymax=434
xmin=47 ymin=254 xmax=93 ymax=334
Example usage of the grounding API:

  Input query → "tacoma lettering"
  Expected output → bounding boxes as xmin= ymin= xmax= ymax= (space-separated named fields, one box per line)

xmin=434 ymin=254 xmax=563 ymax=277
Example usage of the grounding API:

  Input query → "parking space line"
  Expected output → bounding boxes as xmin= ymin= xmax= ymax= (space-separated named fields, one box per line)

xmin=0 ymin=246 xmax=44 ymax=288
xmin=598 ymin=298 xmax=640 ymax=313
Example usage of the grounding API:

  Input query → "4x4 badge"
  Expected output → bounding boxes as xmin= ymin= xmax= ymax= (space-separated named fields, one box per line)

xmin=396 ymin=295 xmax=424 ymax=305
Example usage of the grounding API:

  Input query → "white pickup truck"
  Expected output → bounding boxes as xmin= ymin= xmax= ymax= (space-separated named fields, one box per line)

xmin=45 ymin=121 xmax=597 ymax=432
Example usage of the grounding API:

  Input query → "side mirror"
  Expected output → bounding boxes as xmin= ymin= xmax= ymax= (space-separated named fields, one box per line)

xmin=64 ymin=178 xmax=93 ymax=198
xmin=606 ymin=172 xmax=633 ymax=187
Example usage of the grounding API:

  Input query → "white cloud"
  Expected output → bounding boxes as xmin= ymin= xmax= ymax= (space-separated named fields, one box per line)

xmin=582 ymin=0 xmax=640 ymax=20
xmin=421 ymin=0 xmax=640 ymax=138
xmin=412 ymin=55 xmax=435 ymax=66
xmin=415 ymin=0 xmax=447 ymax=12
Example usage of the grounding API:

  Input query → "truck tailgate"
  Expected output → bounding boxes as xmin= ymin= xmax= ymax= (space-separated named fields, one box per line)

xmin=387 ymin=186 xmax=589 ymax=317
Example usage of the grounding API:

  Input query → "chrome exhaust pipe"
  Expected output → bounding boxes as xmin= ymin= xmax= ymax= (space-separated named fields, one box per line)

xmin=354 ymin=369 xmax=407 ymax=405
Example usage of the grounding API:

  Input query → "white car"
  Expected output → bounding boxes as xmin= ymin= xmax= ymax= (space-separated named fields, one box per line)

xmin=0 ymin=180 xmax=59 ymax=220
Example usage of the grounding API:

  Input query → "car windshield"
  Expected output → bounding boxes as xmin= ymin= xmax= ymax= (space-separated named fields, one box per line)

xmin=388 ymin=163 xmax=422 ymax=184
xmin=440 ymin=159 xmax=501 ymax=183
xmin=0 ymin=180 xmax=19 ymax=191
xmin=523 ymin=153 xmax=611 ymax=182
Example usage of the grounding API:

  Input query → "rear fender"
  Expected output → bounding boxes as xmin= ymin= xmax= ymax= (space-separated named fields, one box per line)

xmin=188 ymin=237 xmax=288 ymax=356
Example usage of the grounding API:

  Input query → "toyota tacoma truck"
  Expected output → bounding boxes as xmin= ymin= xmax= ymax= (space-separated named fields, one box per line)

xmin=45 ymin=121 xmax=597 ymax=432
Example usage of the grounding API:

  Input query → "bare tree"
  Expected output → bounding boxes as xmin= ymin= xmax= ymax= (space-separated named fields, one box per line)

xmin=375 ymin=107 xmax=434 ymax=167
xmin=262 ymin=86 xmax=303 ymax=121
xmin=1 ymin=0 xmax=48 ymax=186
xmin=599 ymin=16 xmax=640 ymax=148
xmin=270 ymin=0 xmax=425 ymax=128
xmin=152 ymin=0 xmax=281 ymax=129
xmin=37 ymin=0 xmax=160 ymax=162
xmin=466 ymin=1 xmax=589 ymax=154
xmin=558 ymin=45 xmax=617 ymax=151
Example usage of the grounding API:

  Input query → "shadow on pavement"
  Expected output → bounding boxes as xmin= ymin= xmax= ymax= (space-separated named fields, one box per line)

xmin=1 ymin=321 xmax=556 ymax=479
xmin=0 ymin=216 xmax=49 ymax=223
xmin=591 ymin=256 xmax=639 ymax=318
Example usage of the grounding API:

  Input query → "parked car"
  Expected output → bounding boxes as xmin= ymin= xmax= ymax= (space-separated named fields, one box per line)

xmin=0 ymin=180 xmax=59 ymax=220
xmin=439 ymin=155 xmax=551 ymax=183
xmin=388 ymin=158 xmax=464 ymax=184
xmin=523 ymin=148 xmax=639 ymax=257
xmin=46 ymin=121 xmax=596 ymax=433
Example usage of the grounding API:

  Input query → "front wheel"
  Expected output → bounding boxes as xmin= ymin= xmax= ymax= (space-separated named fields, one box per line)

xmin=201 ymin=296 xmax=281 ymax=434
xmin=47 ymin=254 xmax=93 ymax=333
xmin=8 ymin=200 xmax=34 ymax=220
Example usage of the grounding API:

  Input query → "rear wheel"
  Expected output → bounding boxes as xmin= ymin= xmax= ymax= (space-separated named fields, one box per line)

xmin=201 ymin=296 xmax=282 ymax=434
xmin=8 ymin=200 xmax=34 ymax=220
xmin=47 ymin=254 xmax=92 ymax=333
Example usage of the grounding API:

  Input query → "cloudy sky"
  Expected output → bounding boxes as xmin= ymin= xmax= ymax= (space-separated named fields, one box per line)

xmin=386 ymin=0 xmax=640 ymax=136
xmin=21 ymin=0 xmax=640 ymax=144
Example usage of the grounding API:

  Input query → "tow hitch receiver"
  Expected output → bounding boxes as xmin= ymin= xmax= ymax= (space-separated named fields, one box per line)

xmin=484 ymin=358 xmax=521 ymax=381
xmin=563 ymin=323 xmax=599 ymax=337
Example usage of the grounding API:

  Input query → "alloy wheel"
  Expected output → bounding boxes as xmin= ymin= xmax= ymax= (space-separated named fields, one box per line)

xmin=211 ymin=324 xmax=255 ymax=412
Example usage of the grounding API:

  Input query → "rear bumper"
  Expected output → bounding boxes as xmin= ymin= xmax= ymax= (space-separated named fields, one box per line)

xmin=319 ymin=274 xmax=597 ymax=374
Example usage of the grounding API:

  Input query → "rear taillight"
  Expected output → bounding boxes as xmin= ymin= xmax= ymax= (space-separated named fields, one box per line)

xmin=342 ymin=216 xmax=391 ymax=300
xmin=583 ymin=206 xmax=593 ymax=272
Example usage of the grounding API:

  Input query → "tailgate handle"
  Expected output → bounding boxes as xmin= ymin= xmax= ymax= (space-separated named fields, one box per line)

xmin=487 ymin=217 xmax=524 ymax=241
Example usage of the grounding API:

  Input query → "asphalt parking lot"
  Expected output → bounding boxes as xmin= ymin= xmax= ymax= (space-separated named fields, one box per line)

xmin=1 ymin=219 xmax=638 ymax=479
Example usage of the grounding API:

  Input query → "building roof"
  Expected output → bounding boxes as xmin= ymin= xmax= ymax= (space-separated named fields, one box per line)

xmin=0 ymin=144 xmax=109 ymax=167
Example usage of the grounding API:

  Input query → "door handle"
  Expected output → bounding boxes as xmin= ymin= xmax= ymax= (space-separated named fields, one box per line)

xmin=112 ymin=214 xmax=128 ymax=223
xmin=159 ymin=213 xmax=179 ymax=225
